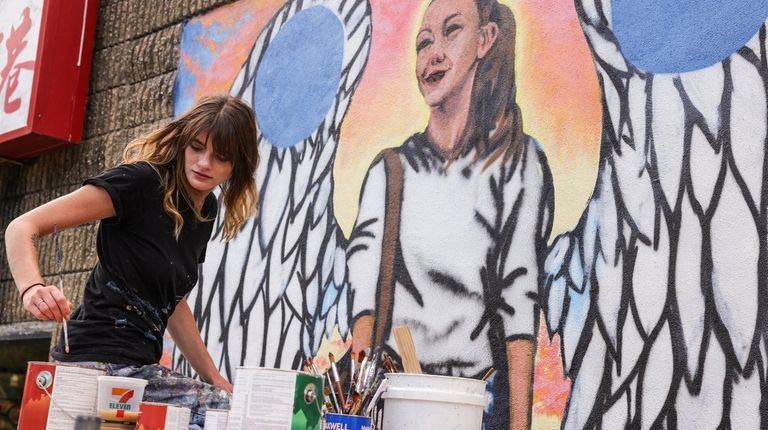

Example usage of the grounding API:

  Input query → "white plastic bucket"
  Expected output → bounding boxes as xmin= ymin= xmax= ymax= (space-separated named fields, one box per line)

xmin=381 ymin=373 xmax=488 ymax=430
xmin=96 ymin=375 xmax=147 ymax=422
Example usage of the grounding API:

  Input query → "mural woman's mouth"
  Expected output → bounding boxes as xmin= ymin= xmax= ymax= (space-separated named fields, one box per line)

xmin=425 ymin=70 xmax=445 ymax=83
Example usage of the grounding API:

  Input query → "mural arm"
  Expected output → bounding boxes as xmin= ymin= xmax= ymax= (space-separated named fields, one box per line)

xmin=347 ymin=159 xmax=387 ymax=353
xmin=493 ymin=140 xmax=554 ymax=429
xmin=507 ymin=338 xmax=534 ymax=430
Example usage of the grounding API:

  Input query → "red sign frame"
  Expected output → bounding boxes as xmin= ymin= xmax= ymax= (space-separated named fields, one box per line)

xmin=0 ymin=0 xmax=99 ymax=159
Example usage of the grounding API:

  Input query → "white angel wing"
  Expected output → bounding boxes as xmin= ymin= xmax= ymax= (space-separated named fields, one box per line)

xmin=180 ymin=0 xmax=371 ymax=376
xmin=545 ymin=0 xmax=768 ymax=427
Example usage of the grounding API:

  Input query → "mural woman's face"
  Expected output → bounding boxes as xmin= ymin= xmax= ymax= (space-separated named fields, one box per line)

xmin=416 ymin=0 xmax=493 ymax=108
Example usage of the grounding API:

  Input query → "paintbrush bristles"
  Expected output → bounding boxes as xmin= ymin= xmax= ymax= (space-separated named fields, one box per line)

xmin=393 ymin=325 xmax=422 ymax=374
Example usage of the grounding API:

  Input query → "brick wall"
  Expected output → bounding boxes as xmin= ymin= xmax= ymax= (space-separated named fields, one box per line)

xmin=0 ymin=0 xmax=234 ymax=328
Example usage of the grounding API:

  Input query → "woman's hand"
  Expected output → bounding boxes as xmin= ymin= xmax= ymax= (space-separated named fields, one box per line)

xmin=208 ymin=373 xmax=234 ymax=394
xmin=22 ymin=284 xmax=72 ymax=323
xmin=167 ymin=298 xmax=234 ymax=394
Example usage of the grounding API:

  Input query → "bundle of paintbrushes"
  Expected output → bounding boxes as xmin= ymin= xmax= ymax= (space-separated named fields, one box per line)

xmin=305 ymin=347 xmax=393 ymax=417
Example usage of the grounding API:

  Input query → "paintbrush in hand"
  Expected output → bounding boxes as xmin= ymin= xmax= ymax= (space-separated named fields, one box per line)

xmin=53 ymin=225 xmax=70 ymax=354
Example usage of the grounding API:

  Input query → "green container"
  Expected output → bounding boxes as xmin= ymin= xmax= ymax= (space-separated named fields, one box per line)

xmin=227 ymin=368 xmax=324 ymax=430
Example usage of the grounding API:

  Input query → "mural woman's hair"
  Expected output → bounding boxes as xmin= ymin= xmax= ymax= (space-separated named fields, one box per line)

xmin=471 ymin=0 xmax=525 ymax=167
xmin=122 ymin=94 xmax=260 ymax=240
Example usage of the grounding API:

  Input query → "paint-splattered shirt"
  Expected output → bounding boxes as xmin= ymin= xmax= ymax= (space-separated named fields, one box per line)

xmin=349 ymin=133 xmax=553 ymax=378
xmin=52 ymin=162 xmax=216 ymax=366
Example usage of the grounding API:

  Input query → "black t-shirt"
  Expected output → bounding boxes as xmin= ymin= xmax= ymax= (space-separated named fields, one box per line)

xmin=52 ymin=162 xmax=217 ymax=366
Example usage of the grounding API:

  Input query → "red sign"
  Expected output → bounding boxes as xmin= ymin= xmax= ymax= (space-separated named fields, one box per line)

xmin=0 ymin=0 xmax=99 ymax=159
xmin=0 ymin=2 xmax=40 ymax=137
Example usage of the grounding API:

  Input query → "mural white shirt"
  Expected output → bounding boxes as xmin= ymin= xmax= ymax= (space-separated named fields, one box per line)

xmin=349 ymin=133 xmax=553 ymax=377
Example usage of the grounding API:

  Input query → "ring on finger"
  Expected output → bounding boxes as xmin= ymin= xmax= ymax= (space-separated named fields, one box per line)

xmin=36 ymin=300 xmax=47 ymax=308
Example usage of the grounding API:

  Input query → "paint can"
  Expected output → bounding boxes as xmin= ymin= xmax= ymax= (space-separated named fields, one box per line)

xmin=135 ymin=402 xmax=191 ymax=430
xmin=204 ymin=409 xmax=229 ymax=429
xmin=381 ymin=373 xmax=489 ymax=430
xmin=323 ymin=413 xmax=374 ymax=430
xmin=96 ymin=375 xmax=147 ymax=422
xmin=18 ymin=361 xmax=104 ymax=430
xmin=227 ymin=367 xmax=324 ymax=430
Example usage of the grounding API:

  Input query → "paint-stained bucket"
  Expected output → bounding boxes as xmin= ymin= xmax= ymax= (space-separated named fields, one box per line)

xmin=18 ymin=362 xmax=104 ymax=430
xmin=381 ymin=373 xmax=488 ymax=430
xmin=96 ymin=376 xmax=147 ymax=422
xmin=227 ymin=367 xmax=324 ymax=430
xmin=323 ymin=413 xmax=373 ymax=430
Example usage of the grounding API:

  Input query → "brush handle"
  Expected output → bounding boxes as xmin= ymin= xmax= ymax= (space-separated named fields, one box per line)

xmin=329 ymin=362 xmax=347 ymax=413
xmin=53 ymin=225 xmax=70 ymax=353
xmin=326 ymin=373 xmax=341 ymax=412
xmin=393 ymin=325 xmax=422 ymax=374
xmin=335 ymin=380 xmax=347 ymax=413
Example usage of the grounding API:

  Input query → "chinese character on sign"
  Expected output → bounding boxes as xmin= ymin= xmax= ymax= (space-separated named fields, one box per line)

xmin=0 ymin=7 xmax=35 ymax=114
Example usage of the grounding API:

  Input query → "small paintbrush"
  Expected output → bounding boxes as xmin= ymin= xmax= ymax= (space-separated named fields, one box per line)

xmin=345 ymin=351 xmax=358 ymax=408
xmin=53 ymin=225 xmax=70 ymax=354
xmin=328 ymin=353 xmax=347 ymax=413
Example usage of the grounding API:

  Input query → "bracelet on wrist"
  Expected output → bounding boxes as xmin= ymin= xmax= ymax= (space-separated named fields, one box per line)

xmin=20 ymin=282 xmax=45 ymax=303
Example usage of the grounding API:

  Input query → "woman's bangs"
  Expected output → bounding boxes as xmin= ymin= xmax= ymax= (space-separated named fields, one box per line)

xmin=209 ymin=116 xmax=240 ymax=162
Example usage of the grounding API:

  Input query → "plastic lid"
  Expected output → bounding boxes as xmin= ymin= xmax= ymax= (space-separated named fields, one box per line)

xmin=383 ymin=386 xmax=489 ymax=407
xmin=97 ymin=375 xmax=148 ymax=386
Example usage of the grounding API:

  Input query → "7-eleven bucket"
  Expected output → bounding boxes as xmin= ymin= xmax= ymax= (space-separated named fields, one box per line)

xmin=227 ymin=368 xmax=323 ymax=430
xmin=96 ymin=376 xmax=147 ymax=422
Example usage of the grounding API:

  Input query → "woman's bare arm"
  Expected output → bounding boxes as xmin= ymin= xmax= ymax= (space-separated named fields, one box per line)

xmin=4 ymin=185 xmax=115 ymax=321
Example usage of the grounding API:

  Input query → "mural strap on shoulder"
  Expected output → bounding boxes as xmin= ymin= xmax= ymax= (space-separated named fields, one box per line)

xmin=372 ymin=149 xmax=404 ymax=348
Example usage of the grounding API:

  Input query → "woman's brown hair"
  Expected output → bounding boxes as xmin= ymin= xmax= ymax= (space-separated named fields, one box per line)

xmin=122 ymin=94 xmax=259 ymax=240
xmin=470 ymin=0 xmax=525 ymax=167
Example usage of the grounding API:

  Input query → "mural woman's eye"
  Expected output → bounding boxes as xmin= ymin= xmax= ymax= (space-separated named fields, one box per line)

xmin=416 ymin=38 xmax=432 ymax=52
xmin=445 ymin=23 xmax=461 ymax=38
xmin=215 ymin=153 xmax=231 ymax=162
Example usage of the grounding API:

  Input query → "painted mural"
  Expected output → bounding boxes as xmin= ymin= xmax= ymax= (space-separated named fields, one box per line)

xmin=171 ymin=0 xmax=768 ymax=427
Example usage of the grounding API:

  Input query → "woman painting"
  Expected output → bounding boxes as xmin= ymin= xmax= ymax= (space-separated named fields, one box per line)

xmin=348 ymin=0 xmax=553 ymax=428
xmin=5 ymin=95 xmax=259 ymax=429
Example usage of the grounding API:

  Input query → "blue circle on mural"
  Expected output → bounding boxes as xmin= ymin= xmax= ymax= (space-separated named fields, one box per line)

xmin=612 ymin=0 xmax=768 ymax=73
xmin=254 ymin=6 xmax=344 ymax=148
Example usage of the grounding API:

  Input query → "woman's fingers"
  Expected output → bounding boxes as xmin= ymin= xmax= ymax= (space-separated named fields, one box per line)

xmin=34 ymin=296 xmax=56 ymax=321
xmin=27 ymin=301 xmax=48 ymax=321
xmin=50 ymin=288 xmax=72 ymax=319
xmin=24 ymin=285 xmax=69 ymax=322
xmin=23 ymin=286 xmax=52 ymax=320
